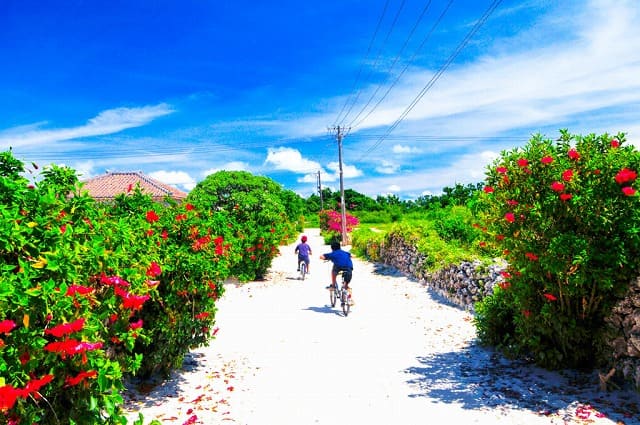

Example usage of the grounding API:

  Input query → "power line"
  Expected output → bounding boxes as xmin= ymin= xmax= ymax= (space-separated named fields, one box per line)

xmin=350 ymin=0 xmax=453 ymax=129
xmin=333 ymin=0 xmax=391 ymax=126
xmin=346 ymin=0 xmax=436 ymax=129
xmin=338 ymin=0 xmax=407 ymax=128
xmin=8 ymin=136 xmax=322 ymax=162
xmin=357 ymin=0 xmax=504 ymax=162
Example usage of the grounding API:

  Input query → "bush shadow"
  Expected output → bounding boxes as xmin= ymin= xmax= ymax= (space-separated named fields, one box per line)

xmin=404 ymin=344 xmax=639 ymax=422
xmin=122 ymin=351 xmax=206 ymax=409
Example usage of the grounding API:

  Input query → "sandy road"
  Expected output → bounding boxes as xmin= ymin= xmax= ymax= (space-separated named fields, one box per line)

xmin=123 ymin=228 xmax=638 ymax=425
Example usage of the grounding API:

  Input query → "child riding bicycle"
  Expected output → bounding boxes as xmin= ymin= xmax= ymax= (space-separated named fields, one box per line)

xmin=294 ymin=235 xmax=312 ymax=274
xmin=320 ymin=241 xmax=354 ymax=303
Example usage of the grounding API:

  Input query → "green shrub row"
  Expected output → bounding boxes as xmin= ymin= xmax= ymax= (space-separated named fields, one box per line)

xmin=475 ymin=130 xmax=640 ymax=370
xmin=352 ymin=208 xmax=486 ymax=272
xmin=0 ymin=155 xmax=298 ymax=424
xmin=352 ymin=130 xmax=639 ymax=374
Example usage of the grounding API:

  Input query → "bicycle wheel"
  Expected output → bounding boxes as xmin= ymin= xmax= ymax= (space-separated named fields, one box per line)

xmin=329 ymin=285 xmax=337 ymax=307
xmin=299 ymin=262 xmax=306 ymax=280
xmin=341 ymin=287 xmax=350 ymax=316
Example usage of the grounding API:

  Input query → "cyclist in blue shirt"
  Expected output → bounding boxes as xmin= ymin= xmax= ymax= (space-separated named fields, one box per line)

xmin=294 ymin=235 xmax=312 ymax=274
xmin=320 ymin=241 xmax=353 ymax=292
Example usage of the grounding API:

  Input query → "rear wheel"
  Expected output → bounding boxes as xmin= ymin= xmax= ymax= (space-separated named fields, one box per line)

xmin=341 ymin=287 xmax=350 ymax=316
xmin=299 ymin=261 xmax=307 ymax=280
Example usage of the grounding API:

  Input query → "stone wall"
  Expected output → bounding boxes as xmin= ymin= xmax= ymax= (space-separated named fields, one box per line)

xmin=603 ymin=277 xmax=640 ymax=389
xmin=378 ymin=233 xmax=505 ymax=311
xmin=376 ymin=233 xmax=640 ymax=390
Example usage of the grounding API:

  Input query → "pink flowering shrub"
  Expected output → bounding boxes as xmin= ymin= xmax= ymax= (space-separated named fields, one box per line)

xmin=318 ymin=209 xmax=359 ymax=243
xmin=475 ymin=130 xmax=640 ymax=369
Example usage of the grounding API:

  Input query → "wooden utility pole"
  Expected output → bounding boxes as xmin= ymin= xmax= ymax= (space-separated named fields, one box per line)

xmin=329 ymin=125 xmax=349 ymax=245
xmin=317 ymin=170 xmax=323 ymax=211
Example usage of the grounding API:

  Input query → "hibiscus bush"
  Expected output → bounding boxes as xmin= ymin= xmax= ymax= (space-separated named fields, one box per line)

xmin=475 ymin=130 xmax=640 ymax=369
xmin=0 ymin=155 xmax=152 ymax=423
xmin=0 ymin=154 xmax=237 ymax=422
xmin=113 ymin=192 xmax=233 ymax=378
xmin=187 ymin=171 xmax=299 ymax=281
xmin=318 ymin=209 xmax=359 ymax=244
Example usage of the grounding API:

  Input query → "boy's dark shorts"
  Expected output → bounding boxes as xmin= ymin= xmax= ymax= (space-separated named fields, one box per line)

xmin=332 ymin=266 xmax=353 ymax=284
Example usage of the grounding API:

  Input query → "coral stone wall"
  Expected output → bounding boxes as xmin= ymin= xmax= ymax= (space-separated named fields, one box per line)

xmin=376 ymin=233 xmax=640 ymax=389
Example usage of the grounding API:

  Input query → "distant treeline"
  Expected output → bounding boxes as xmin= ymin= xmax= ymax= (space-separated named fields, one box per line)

xmin=304 ymin=182 xmax=483 ymax=213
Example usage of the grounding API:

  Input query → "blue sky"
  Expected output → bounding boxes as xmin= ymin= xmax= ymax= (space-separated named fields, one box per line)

xmin=1 ymin=0 xmax=639 ymax=199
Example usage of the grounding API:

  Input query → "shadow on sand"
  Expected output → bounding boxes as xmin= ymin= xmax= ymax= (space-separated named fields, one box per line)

xmin=404 ymin=344 xmax=639 ymax=422
xmin=303 ymin=305 xmax=344 ymax=316
xmin=123 ymin=351 xmax=207 ymax=410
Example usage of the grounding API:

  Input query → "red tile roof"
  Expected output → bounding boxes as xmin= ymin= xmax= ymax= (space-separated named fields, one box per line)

xmin=81 ymin=171 xmax=188 ymax=202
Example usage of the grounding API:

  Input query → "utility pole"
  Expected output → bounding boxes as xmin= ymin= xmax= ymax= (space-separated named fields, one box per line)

xmin=317 ymin=170 xmax=323 ymax=211
xmin=329 ymin=125 xmax=349 ymax=245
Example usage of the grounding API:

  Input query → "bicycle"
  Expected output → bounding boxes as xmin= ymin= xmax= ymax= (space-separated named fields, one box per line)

xmin=298 ymin=259 xmax=307 ymax=281
xmin=328 ymin=270 xmax=351 ymax=317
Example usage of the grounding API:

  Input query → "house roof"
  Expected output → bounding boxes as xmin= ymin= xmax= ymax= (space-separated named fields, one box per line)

xmin=81 ymin=171 xmax=188 ymax=202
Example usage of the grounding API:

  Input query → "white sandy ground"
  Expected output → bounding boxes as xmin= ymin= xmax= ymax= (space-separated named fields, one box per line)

xmin=123 ymin=228 xmax=639 ymax=425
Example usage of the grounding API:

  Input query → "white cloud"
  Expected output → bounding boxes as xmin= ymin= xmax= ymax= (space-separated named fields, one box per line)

xmin=326 ymin=161 xmax=363 ymax=178
xmin=349 ymin=148 xmax=499 ymax=197
xmin=265 ymin=147 xmax=321 ymax=173
xmin=280 ymin=1 xmax=640 ymax=150
xmin=0 ymin=103 xmax=174 ymax=148
xmin=72 ymin=160 xmax=97 ymax=180
xmin=387 ymin=184 xmax=401 ymax=192
xmin=148 ymin=170 xmax=197 ymax=191
xmin=392 ymin=145 xmax=421 ymax=154
xmin=375 ymin=160 xmax=399 ymax=174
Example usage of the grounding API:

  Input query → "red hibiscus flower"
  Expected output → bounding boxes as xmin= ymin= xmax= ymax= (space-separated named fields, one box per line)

xmin=568 ymin=148 xmax=580 ymax=160
xmin=496 ymin=166 xmax=508 ymax=174
xmin=517 ymin=158 xmax=528 ymax=167
xmin=66 ymin=285 xmax=94 ymax=297
xmin=145 ymin=210 xmax=159 ymax=223
xmin=0 ymin=385 xmax=22 ymax=410
xmin=610 ymin=138 xmax=620 ymax=148
xmin=541 ymin=156 xmax=553 ymax=164
xmin=562 ymin=169 xmax=573 ymax=182
xmin=129 ymin=319 xmax=144 ymax=330
xmin=615 ymin=168 xmax=637 ymax=184
xmin=65 ymin=370 xmax=97 ymax=387
xmin=525 ymin=252 xmax=539 ymax=261
xmin=100 ymin=274 xmax=130 ymax=287
xmin=24 ymin=374 xmax=54 ymax=395
xmin=543 ymin=293 xmax=557 ymax=301
xmin=115 ymin=287 xmax=150 ymax=310
xmin=560 ymin=193 xmax=572 ymax=202
xmin=45 ymin=318 xmax=86 ymax=338
xmin=550 ymin=181 xmax=565 ymax=192
xmin=504 ymin=212 xmax=515 ymax=223
xmin=0 ymin=320 xmax=16 ymax=334
xmin=483 ymin=186 xmax=494 ymax=193
xmin=146 ymin=261 xmax=162 ymax=277
xmin=622 ymin=186 xmax=636 ymax=196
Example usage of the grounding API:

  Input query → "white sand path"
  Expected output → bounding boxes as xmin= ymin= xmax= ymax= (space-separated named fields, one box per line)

xmin=123 ymin=228 xmax=639 ymax=425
